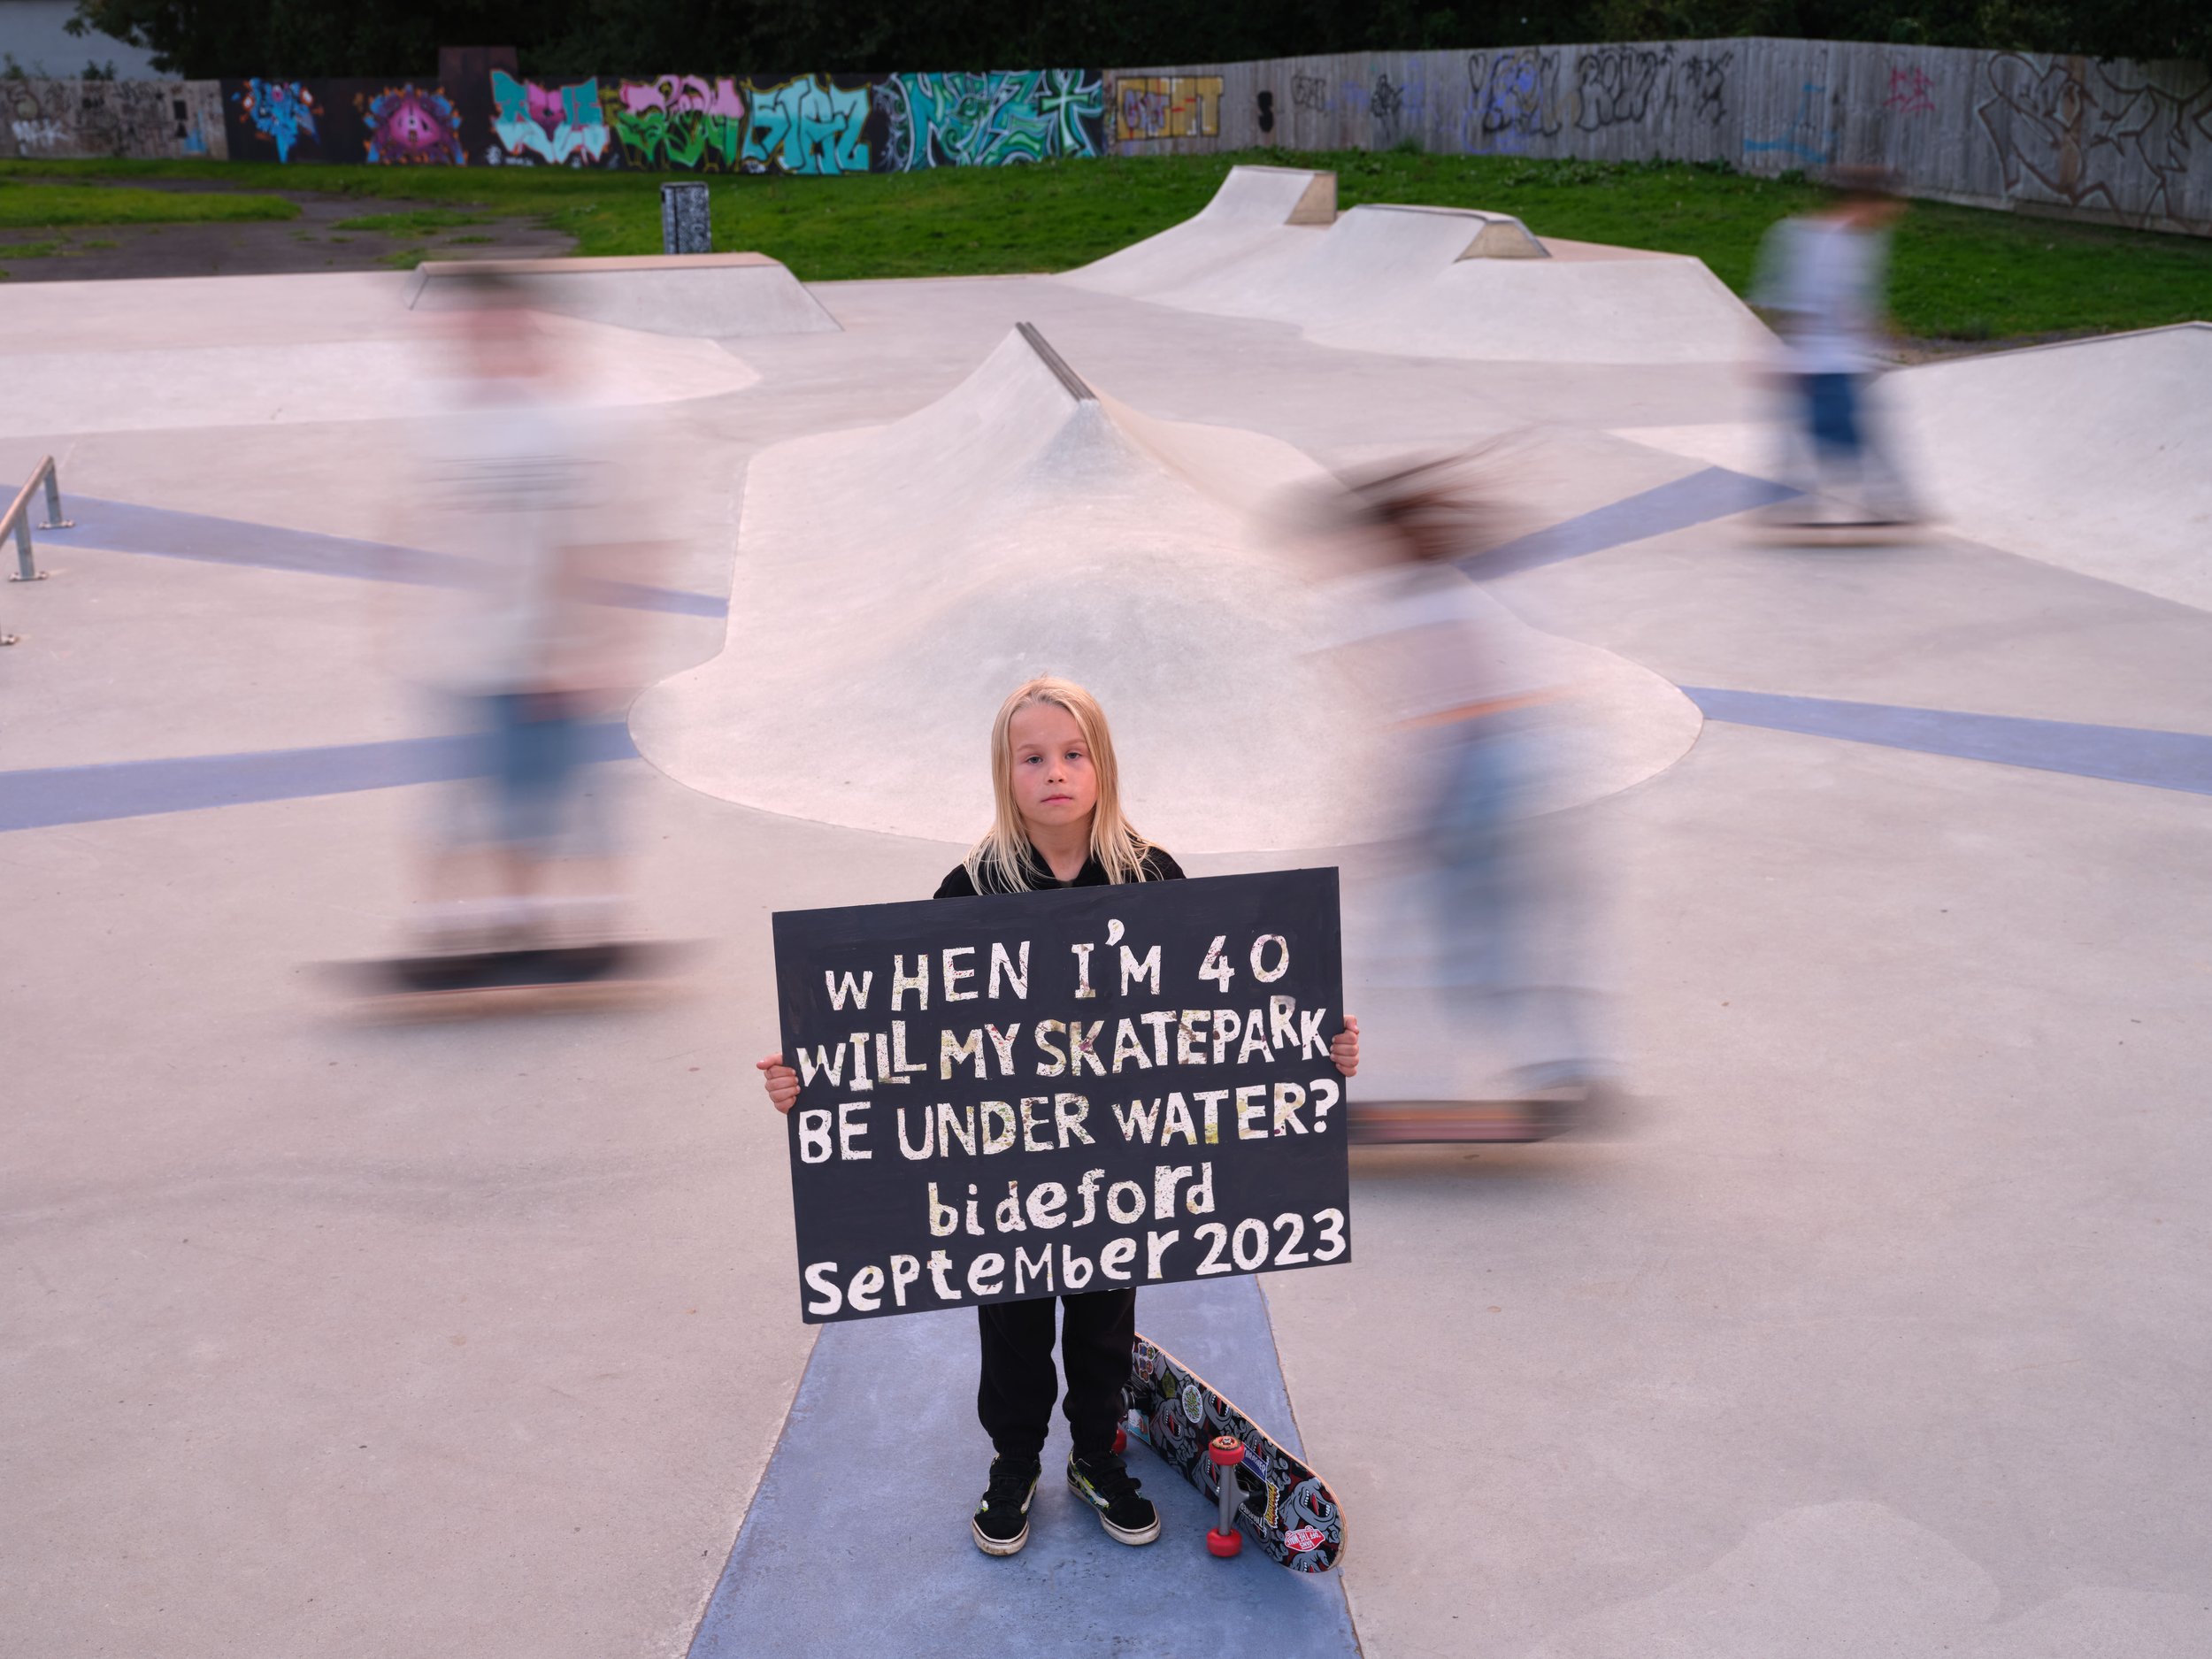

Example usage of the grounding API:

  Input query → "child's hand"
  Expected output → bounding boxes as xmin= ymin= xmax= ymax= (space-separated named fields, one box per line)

xmin=1332 ymin=1016 xmax=1360 ymax=1079
xmin=757 ymin=1054 xmax=799 ymax=1113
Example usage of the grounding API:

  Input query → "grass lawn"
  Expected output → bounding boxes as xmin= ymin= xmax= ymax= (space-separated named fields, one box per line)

xmin=0 ymin=180 xmax=297 ymax=227
xmin=3 ymin=150 xmax=2207 ymax=341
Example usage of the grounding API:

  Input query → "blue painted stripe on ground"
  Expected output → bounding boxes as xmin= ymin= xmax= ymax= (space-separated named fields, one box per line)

xmin=0 ymin=724 xmax=637 ymax=833
xmin=1478 ymin=465 xmax=1797 ymax=578
xmin=41 ymin=497 xmax=728 ymax=618
xmin=1686 ymin=687 xmax=2212 ymax=795
xmin=689 ymin=1277 xmax=1356 ymax=1659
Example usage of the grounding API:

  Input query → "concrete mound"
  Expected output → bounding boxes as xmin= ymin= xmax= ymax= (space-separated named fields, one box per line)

xmin=1062 ymin=164 xmax=1337 ymax=299
xmin=1885 ymin=324 xmax=2212 ymax=608
xmin=1071 ymin=180 xmax=1762 ymax=364
xmin=1164 ymin=203 xmax=1546 ymax=325
xmin=632 ymin=326 xmax=1701 ymax=853
xmin=404 ymin=252 xmax=840 ymax=339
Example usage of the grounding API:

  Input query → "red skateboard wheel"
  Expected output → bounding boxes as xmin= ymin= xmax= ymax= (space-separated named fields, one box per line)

xmin=1208 ymin=1435 xmax=1242 ymax=1467
xmin=1113 ymin=1426 xmax=1127 ymax=1455
xmin=1206 ymin=1527 xmax=1243 ymax=1557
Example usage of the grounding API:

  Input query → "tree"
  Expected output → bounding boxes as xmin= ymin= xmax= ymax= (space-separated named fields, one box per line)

xmin=65 ymin=0 xmax=2209 ymax=81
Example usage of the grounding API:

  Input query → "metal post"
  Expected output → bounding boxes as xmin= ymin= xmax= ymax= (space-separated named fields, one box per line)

xmin=40 ymin=462 xmax=71 ymax=530
xmin=660 ymin=182 xmax=710 ymax=256
xmin=5 ymin=456 xmax=60 ymax=582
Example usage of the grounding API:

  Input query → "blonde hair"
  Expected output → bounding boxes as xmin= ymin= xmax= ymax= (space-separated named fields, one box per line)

xmin=965 ymin=677 xmax=1157 ymax=893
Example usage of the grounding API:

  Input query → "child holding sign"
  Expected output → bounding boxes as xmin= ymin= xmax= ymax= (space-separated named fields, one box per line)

xmin=759 ymin=676 xmax=1359 ymax=1557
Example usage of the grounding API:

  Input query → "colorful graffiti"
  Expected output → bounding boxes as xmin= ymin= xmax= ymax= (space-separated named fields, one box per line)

xmin=231 ymin=78 xmax=319 ymax=163
xmin=361 ymin=83 xmax=464 ymax=165
xmin=1114 ymin=75 xmax=1222 ymax=142
xmin=609 ymin=74 xmax=749 ymax=171
xmin=877 ymin=69 xmax=1102 ymax=170
xmin=488 ymin=70 xmax=609 ymax=165
xmin=744 ymin=75 xmax=872 ymax=174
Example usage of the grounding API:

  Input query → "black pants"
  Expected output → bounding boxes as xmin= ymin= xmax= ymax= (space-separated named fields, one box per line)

xmin=976 ymin=1287 xmax=1135 ymax=1463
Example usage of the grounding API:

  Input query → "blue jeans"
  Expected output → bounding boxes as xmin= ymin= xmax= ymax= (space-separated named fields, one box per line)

xmin=1416 ymin=716 xmax=1597 ymax=1087
xmin=1803 ymin=372 xmax=1864 ymax=457
xmin=443 ymin=691 xmax=595 ymax=852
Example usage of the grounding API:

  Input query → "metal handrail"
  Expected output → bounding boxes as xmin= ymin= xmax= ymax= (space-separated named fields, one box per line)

xmin=2 ymin=455 xmax=69 ymax=644
xmin=6 ymin=454 xmax=71 ymax=584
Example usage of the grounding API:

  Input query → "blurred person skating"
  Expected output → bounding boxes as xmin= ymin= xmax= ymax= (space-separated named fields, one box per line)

xmin=1751 ymin=168 xmax=1921 ymax=528
xmin=1317 ymin=457 xmax=1610 ymax=1139
xmin=396 ymin=275 xmax=656 ymax=990
xmin=755 ymin=678 xmax=1360 ymax=1555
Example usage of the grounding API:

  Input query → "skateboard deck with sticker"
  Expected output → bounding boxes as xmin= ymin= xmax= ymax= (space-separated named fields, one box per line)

xmin=1121 ymin=1332 xmax=1344 ymax=1573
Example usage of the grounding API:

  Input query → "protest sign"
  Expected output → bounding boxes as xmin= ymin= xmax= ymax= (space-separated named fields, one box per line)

xmin=772 ymin=868 xmax=1350 ymax=1325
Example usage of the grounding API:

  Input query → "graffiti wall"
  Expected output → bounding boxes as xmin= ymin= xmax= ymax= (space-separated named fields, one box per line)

xmin=222 ymin=76 xmax=485 ymax=166
xmin=216 ymin=66 xmax=1099 ymax=177
xmin=486 ymin=70 xmax=611 ymax=165
xmin=1110 ymin=41 xmax=2212 ymax=235
xmin=22 ymin=44 xmax=2207 ymax=236
xmin=877 ymin=70 xmax=1104 ymax=169
xmin=1 ymin=79 xmax=226 ymax=159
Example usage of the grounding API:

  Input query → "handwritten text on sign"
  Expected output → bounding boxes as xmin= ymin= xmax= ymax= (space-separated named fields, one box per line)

xmin=772 ymin=869 xmax=1351 ymax=1324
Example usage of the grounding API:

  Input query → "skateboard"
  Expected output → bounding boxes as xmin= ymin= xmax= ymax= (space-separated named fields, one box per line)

xmin=1746 ymin=515 xmax=1927 ymax=548
xmin=1119 ymin=1333 xmax=1344 ymax=1573
xmin=326 ymin=941 xmax=693 ymax=1018
xmin=1348 ymin=1099 xmax=1570 ymax=1143
xmin=1348 ymin=1083 xmax=1620 ymax=1144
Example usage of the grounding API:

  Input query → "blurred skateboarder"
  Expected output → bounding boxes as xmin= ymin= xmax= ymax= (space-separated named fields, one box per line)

xmin=396 ymin=273 xmax=656 ymax=969
xmin=1306 ymin=453 xmax=1614 ymax=1134
xmin=1753 ymin=167 xmax=1921 ymax=528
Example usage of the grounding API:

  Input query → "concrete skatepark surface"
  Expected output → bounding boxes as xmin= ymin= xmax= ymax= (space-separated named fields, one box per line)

xmin=4 ymin=167 xmax=2209 ymax=1657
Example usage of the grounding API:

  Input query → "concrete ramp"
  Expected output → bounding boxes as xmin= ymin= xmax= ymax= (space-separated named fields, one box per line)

xmin=1310 ymin=237 xmax=1770 ymax=365
xmin=1153 ymin=202 xmax=1545 ymax=325
xmin=1062 ymin=164 xmax=1337 ymax=299
xmin=404 ymin=252 xmax=840 ymax=339
xmin=1073 ymin=184 xmax=1760 ymax=364
xmin=631 ymin=326 xmax=1699 ymax=853
xmin=1885 ymin=324 xmax=2212 ymax=608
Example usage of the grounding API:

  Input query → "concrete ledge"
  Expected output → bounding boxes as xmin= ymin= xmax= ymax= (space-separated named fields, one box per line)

xmin=403 ymin=252 xmax=841 ymax=339
xmin=1226 ymin=163 xmax=1340 ymax=225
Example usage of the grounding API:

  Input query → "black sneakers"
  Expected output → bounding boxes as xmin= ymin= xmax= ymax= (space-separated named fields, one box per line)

xmin=971 ymin=1455 xmax=1041 ymax=1556
xmin=1066 ymin=1450 xmax=1161 ymax=1546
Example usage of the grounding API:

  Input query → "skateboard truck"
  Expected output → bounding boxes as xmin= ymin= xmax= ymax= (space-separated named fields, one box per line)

xmin=1206 ymin=1435 xmax=1243 ymax=1557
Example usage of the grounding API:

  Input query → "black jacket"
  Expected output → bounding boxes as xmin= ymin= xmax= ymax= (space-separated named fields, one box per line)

xmin=933 ymin=843 xmax=1184 ymax=899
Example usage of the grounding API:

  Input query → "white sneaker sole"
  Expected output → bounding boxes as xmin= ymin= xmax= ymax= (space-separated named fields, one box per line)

xmin=971 ymin=1516 xmax=1031 ymax=1556
xmin=1096 ymin=1511 xmax=1162 ymax=1547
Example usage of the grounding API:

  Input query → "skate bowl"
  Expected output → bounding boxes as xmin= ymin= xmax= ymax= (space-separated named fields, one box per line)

xmin=1610 ymin=322 xmax=2212 ymax=587
xmin=0 ymin=303 xmax=759 ymax=437
xmin=1061 ymin=164 xmax=1337 ymax=298
xmin=630 ymin=324 xmax=1701 ymax=853
xmin=403 ymin=252 xmax=841 ymax=339
xmin=1882 ymin=324 xmax=2212 ymax=608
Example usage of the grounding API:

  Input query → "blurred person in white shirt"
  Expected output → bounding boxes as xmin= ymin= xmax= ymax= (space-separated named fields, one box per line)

xmin=1752 ymin=167 xmax=1920 ymax=527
